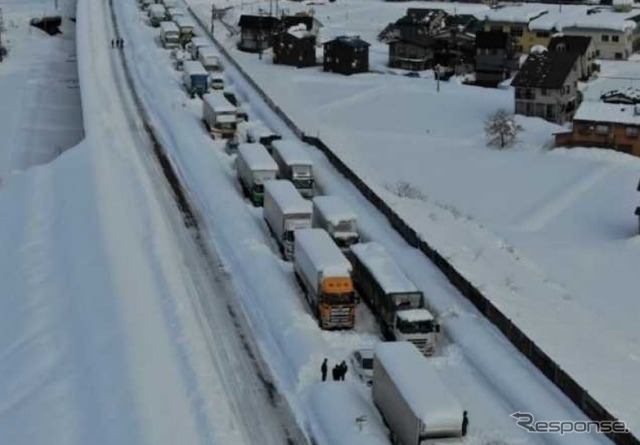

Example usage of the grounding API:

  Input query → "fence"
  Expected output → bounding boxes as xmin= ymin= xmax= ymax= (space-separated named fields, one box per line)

xmin=186 ymin=7 xmax=639 ymax=444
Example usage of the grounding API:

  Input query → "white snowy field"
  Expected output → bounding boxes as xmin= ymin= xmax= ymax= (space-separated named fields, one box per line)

xmin=188 ymin=0 xmax=640 ymax=435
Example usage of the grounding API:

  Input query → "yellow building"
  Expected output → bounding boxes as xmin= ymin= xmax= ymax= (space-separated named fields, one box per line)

xmin=482 ymin=5 xmax=549 ymax=53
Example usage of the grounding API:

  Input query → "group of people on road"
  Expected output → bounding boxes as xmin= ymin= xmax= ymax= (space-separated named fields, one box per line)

xmin=321 ymin=358 xmax=348 ymax=382
xmin=111 ymin=38 xmax=125 ymax=49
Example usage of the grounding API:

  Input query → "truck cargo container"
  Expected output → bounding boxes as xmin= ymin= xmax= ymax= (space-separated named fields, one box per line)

xmin=294 ymin=228 xmax=356 ymax=330
xmin=182 ymin=61 xmax=209 ymax=97
xmin=312 ymin=196 xmax=359 ymax=250
xmin=174 ymin=16 xmax=195 ymax=46
xmin=264 ymin=180 xmax=312 ymax=260
xmin=187 ymin=36 xmax=210 ymax=59
xmin=160 ymin=21 xmax=180 ymax=49
xmin=166 ymin=6 xmax=184 ymax=20
xmin=202 ymin=92 xmax=237 ymax=139
xmin=147 ymin=4 xmax=166 ymax=27
xmin=351 ymin=242 xmax=439 ymax=356
xmin=373 ymin=342 xmax=466 ymax=444
xmin=236 ymin=144 xmax=279 ymax=206
xmin=271 ymin=140 xmax=314 ymax=198
xmin=198 ymin=46 xmax=222 ymax=72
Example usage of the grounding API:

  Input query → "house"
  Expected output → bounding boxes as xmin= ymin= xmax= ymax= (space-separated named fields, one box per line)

xmin=323 ymin=36 xmax=369 ymax=75
xmin=482 ymin=5 xmax=549 ymax=54
xmin=555 ymin=102 xmax=640 ymax=157
xmin=511 ymin=50 xmax=581 ymax=124
xmin=237 ymin=15 xmax=281 ymax=52
xmin=474 ymin=30 xmax=517 ymax=87
xmin=547 ymin=35 xmax=596 ymax=81
xmin=273 ymin=25 xmax=316 ymax=68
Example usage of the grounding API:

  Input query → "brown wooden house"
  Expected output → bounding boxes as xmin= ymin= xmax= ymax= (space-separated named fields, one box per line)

xmin=237 ymin=15 xmax=280 ymax=52
xmin=323 ymin=36 xmax=370 ymax=75
xmin=273 ymin=25 xmax=316 ymax=68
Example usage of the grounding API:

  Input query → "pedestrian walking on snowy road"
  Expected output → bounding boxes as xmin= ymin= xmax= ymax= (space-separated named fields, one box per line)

xmin=321 ymin=358 xmax=328 ymax=382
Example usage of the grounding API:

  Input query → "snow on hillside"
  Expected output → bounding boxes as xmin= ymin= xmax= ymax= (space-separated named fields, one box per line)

xmin=190 ymin=0 xmax=640 ymax=434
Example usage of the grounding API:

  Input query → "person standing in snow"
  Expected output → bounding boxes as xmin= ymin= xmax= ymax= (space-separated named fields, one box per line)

xmin=111 ymin=39 xmax=115 ymax=48
xmin=321 ymin=358 xmax=328 ymax=382
xmin=461 ymin=411 xmax=469 ymax=436
xmin=332 ymin=364 xmax=340 ymax=381
xmin=339 ymin=361 xmax=348 ymax=381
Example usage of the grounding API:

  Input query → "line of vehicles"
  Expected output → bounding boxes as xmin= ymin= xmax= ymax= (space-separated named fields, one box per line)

xmin=135 ymin=1 xmax=468 ymax=442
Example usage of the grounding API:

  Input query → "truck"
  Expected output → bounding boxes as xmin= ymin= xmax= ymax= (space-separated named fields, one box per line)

xmin=147 ymin=4 xmax=166 ymax=27
xmin=166 ymin=7 xmax=184 ymax=20
xmin=187 ymin=36 xmax=210 ymax=60
xmin=311 ymin=196 xmax=359 ymax=250
xmin=202 ymin=92 xmax=237 ymax=139
xmin=350 ymin=242 xmax=440 ymax=356
xmin=373 ymin=342 xmax=467 ymax=444
xmin=210 ymin=73 xmax=225 ymax=90
xmin=270 ymin=140 xmax=314 ymax=198
xmin=198 ymin=46 xmax=222 ymax=72
xmin=236 ymin=144 xmax=279 ymax=206
xmin=160 ymin=21 xmax=180 ymax=49
xmin=174 ymin=16 xmax=196 ymax=46
xmin=263 ymin=180 xmax=313 ymax=260
xmin=294 ymin=228 xmax=357 ymax=330
xmin=182 ymin=60 xmax=209 ymax=98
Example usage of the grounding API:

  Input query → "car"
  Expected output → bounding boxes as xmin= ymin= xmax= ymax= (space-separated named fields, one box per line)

xmin=350 ymin=348 xmax=374 ymax=386
xmin=404 ymin=71 xmax=420 ymax=78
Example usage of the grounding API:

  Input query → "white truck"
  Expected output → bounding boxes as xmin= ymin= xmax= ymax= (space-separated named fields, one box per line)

xmin=210 ymin=73 xmax=225 ymax=90
xmin=312 ymin=196 xmax=359 ymax=250
xmin=160 ymin=21 xmax=180 ymax=49
xmin=202 ymin=92 xmax=237 ymax=139
xmin=236 ymin=144 xmax=279 ymax=206
xmin=294 ymin=228 xmax=357 ymax=330
xmin=166 ymin=6 xmax=184 ymax=20
xmin=182 ymin=61 xmax=209 ymax=98
xmin=198 ymin=46 xmax=222 ymax=72
xmin=147 ymin=4 xmax=166 ymax=27
xmin=270 ymin=140 xmax=314 ymax=198
xmin=174 ymin=16 xmax=195 ymax=46
xmin=188 ymin=36 xmax=210 ymax=60
xmin=350 ymin=242 xmax=440 ymax=356
xmin=263 ymin=180 xmax=312 ymax=260
xmin=373 ymin=342 xmax=467 ymax=444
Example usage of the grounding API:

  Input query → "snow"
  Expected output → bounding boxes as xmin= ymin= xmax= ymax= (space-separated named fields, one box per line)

xmin=396 ymin=308 xmax=434 ymax=322
xmin=182 ymin=60 xmax=208 ymax=76
xmin=527 ymin=5 xmax=639 ymax=32
xmin=295 ymin=228 xmax=353 ymax=277
xmin=160 ymin=20 xmax=179 ymax=33
xmin=351 ymin=242 xmax=421 ymax=296
xmin=237 ymin=142 xmax=278 ymax=170
xmin=265 ymin=179 xmax=313 ymax=214
xmin=312 ymin=195 xmax=358 ymax=227
xmin=272 ymin=139 xmax=314 ymax=166
xmin=202 ymin=92 xmax=235 ymax=112
xmin=245 ymin=121 xmax=280 ymax=142
xmin=574 ymin=101 xmax=640 ymax=125
xmin=374 ymin=342 xmax=464 ymax=431
xmin=288 ymin=23 xmax=313 ymax=39
xmin=482 ymin=4 xmax=548 ymax=23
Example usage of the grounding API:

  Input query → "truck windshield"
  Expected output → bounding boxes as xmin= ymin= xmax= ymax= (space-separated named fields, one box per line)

xmin=334 ymin=221 xmax=354 ymax=233
xmin=396 ymin=318 xmax=435 ymax=334
xmin=293 ymin=178 xmax=314 ymax=189
xmin=283 ymin=230 xmax=295 ymax=242
xmin=253 ymin=183 xmax=264 ymax=194
xmin=324 ymin=292 xmax=356 ymax=305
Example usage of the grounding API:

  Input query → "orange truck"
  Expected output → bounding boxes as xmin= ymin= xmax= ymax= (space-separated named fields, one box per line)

xmin=294 ymin=229 xmax=356 ymax=330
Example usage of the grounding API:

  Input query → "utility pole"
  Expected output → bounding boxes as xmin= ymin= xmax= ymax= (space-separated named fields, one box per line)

xmin=0 ymin=8 xmax=5 ymax=63
xmin=210 ymin=4 xmax=215 ymax=34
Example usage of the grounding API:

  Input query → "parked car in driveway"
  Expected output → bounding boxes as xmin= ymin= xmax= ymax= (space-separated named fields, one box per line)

xmin=350 ymin=348 xmax=374 ymax=385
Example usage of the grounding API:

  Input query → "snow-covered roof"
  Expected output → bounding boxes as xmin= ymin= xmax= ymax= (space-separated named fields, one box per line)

xmin=217 ymin=114 xmax=237 ymax=124
xmin=237 ymin=143 xmax=279 ymax=171
xmin=173 ymin=16 xmax=195 ymax=28
xmin=183 ymin=60 xmax=208 ymax=76
xmin=199 ymin=46 xmax=218 ymax=58
xmin=160 ymin=21 xmax=179 ymax=33
xmin=375 ymin=342 xmax=464 ymax=427
xmin=483 ymin=5 xmax=548 ymax=24
xmin=396 ymin=308 xmax=434 ymax=322
xmin=574 ymin=101 xmax=640 ymax=125
xmin=312 ymin=196 xmax=357 ymax=226
xmin=295 ymin=229 xmax=352 ymax=277
xmin=265 ymin=180 xmax=312 ymax=215
xmin=247 ymin=122 xmax=279 ymax=141
xmin=529 ymin=5 xmax=640 ymax=32
xmin=287 ymin=24 xmax=313 ymax=39
xmin=203 ymin=92 xmax=235 ymax=113
xmin=148 ymin=4 xmax=166 ymax=14
xmin=191 ymin=37 xmax=210 ymax=47
xmin=271 ymin=140 xmax=313 ymax=167
xmin=351 ymin=242 xmax=421 ymax=296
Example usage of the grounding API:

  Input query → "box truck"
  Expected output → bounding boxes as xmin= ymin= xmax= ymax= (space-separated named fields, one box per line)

xmin=160 ymin=21 xmax=180 ymax=49
xmin=166 ymin=6 xmax=184 ymax=20
xmin=294 ymin=228 xmax=356 ymax=330
xmin=350 ymin=243 xmax=439 ymax=356
xmin=202 ymin=92 xmax=237 ymax=139
xmin=188 ymin=37 xmax=210 ymax=59
xmin=263 ymin=180 xmax=312 ymax=260
xmin=271 ymin=140 xmax=314 ymax=198
xmin=147 ymin=4 xmax=166 ymax=27
xmin=174 ymin=16 xmax=195 ymax=46
xmin=236 ymin=144 xmax=279 ymax=206
xmin=312 ymin=196 xmax=359 ymax=250
xmin=373 ymin=342 xmax=467 ymax=445
xmin=182 ymin=61 xmax=209 ymax=98
xmin=198 ymin=46 xmax=222 ymax=72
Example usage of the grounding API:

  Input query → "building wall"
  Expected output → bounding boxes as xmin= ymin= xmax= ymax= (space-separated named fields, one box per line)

xmin=239 ymin=29 xmax=272 ymax=52
xmin=558 ymin=120 xmax=640 ymax=157
xmin=484 ymin=21 xmax=537 ymax=53
xmin=563 ymin=27 xmax=633 ymax=60
xmin=324 ymin=44 xmax=368 ymax=75
xmin=389 ymin=41 xmax=432 ymax=70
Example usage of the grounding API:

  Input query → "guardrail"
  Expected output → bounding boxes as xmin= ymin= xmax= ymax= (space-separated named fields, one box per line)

xmin=185 ymin=7 xmax=639 ymax=445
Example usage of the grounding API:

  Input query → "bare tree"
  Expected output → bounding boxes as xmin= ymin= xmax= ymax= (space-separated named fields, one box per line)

xmin=485 ymin=109 xmax=523 ymax=149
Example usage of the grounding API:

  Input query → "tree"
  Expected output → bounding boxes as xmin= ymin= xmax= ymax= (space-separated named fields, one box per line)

xmin=484 ymin=108 xmax=523 ymax=149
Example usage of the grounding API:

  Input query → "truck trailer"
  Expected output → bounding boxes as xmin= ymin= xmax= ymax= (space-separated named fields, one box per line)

xmin=198 ymin=46 xmax=222 ymax=72
xmin=294 ymin=228 xmax=356 ymax=330
xmin=350 ymin=242 xmax=439 ymax=356
xmin=188 ymin=37 xmax=210 ymax=59
xmin=147 ymin=4 xmax=166 ymax=27
xmin=312 ymin=196 xmax=359 ymax=250
xmin=174 ymin=16 xmax=195 ymax=46
xmin=270 ymin=140 xmax=314 ymax=198
xmin=264 ymin=180 xmax=312 ymax=260
xmin=160 ymin=21 xmax=180 ymax=49
xmin=236 ymin=144 xmax=279 ymax=206
xmin=373 ymin=342 xmax=466 ymax=445
xmin=202 ymin=92 xmax=237 ymax=139
xmin=182 ymin=61 xmax=209 ymax=97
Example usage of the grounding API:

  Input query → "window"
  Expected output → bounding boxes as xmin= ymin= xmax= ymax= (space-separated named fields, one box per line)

xmin=510 ymin=27 xmax=523 ymax=37
xmin=595 ymin=49 xmax=601 ymax=57
xmin=578 ymin=123 xmax=592 ymax=135
xmin=535 ymin=103 xmax=545 ymax=117
xmin=602 ymin=35 xmax=609 ymax=42
xmin=536 ymin=31 xmax=550 ymax=38
xmin=612 ymin=35 xmax=619 ymax=42
xmin=615 ymin=52 xmax=623 ymax=60
xmin=515 ymin=101 xmax=526 ymax=114
xmin=626 ymin=127 xmax=639 ymax=138
xmin=595 ymin=124 xmax=610 ymax=135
